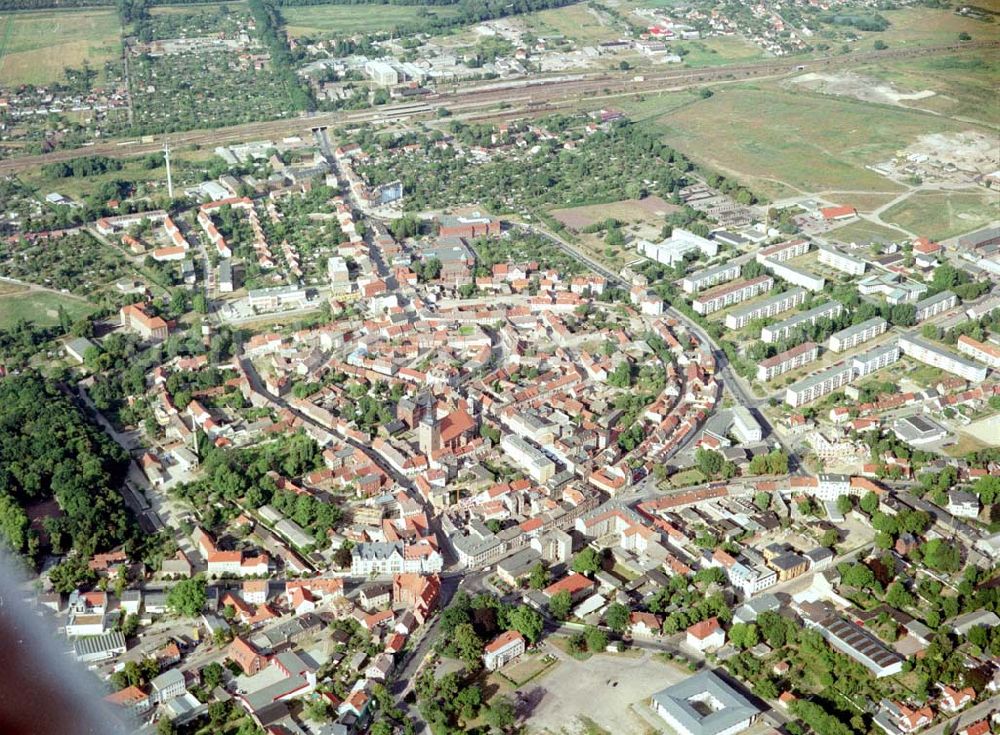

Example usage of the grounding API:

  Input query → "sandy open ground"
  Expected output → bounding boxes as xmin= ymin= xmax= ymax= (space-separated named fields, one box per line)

xmin=524 ymin=646 xmax=685 ymax=734
xmin=959 ymin=414 xmax=1000 ymax=447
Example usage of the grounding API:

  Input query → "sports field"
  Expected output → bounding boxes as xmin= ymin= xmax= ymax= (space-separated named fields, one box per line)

xmin=645 ymin=84 xmax=971 ymax=199
xmin=880 ymin=190 xmax=1000 ymax=241
xmin=0 ymin=9 xmax=121 ymax=85
xmin=0 ymin=288 xmax=95 ymax=330
xmin=284 ymin=4 xmax=461 ymax=37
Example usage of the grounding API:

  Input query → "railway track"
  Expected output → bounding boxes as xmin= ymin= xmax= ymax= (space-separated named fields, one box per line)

xmin=0 ymin=39 xmax=994 ymax=175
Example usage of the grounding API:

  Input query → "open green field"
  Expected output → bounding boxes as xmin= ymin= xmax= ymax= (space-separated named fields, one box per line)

xmin=0 ymin=9 xmax=121 ymax=85
xmin=827 ymin=217 xmax=909 ymax=244
xmin=817 ymin=191 xmax=903 ymax=213
xmin=284 ymin=4 xmax=461 ymax=37
xmin=671 ymin=36 xmax=768 ymax=68
xmin=0 ymin=289 xmax=95 ymax=330
xmin=523 ymin=3 xmax=619 ymax=44
xmin=880 ymin=189 xmax=1000 ymax=241
xmin=857 ymin=55 xmax=1000 ymax=127
xmin=149 ymin=1 xmax=246 ymax=15
xmin=642 ymin=83 xmax=973 ymax=199
xmin=872 ymin=5 xmax=999 ymax=48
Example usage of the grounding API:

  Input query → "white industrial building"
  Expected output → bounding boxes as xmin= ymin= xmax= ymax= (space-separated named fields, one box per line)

xmin=637 ymin=228 xmax=719 ymax=266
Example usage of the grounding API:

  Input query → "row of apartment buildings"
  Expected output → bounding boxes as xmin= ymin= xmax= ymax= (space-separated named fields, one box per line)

xmin=785 ymin=342 xmax=901 ymax=407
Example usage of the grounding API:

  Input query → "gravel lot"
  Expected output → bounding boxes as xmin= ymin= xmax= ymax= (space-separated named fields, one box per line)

xmin=522 ymin=646 xmax=686 ymax=734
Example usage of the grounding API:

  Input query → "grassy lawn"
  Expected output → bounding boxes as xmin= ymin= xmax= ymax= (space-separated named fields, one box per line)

xmin=880 ymin=189 xmax=1000 ymax=241
xmin=671 ymin=36 xmax=768 ymax=68
xmin=827 ymin=217 xmax=910 ymax=244
xmin=0 ymin=9 xmax=121 ymax=85
xmin=284 ymin=4 xmax=461 ymax=37
xmin=669 ymin=468 xmax=706 ymax=487
xmin=644 ymin=83 xmax=972 ymax=199
xmin=524 ymin=3 xmax=620 ymax=44
xmin=0 ymin=290 xmax=95 ymax=330
xmin=494 ymin=652 xmax=558 ymax=687
xmin=618 ymin=90 xmax=703 ymax=122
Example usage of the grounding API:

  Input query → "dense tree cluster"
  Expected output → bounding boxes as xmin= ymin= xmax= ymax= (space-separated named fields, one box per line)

xmin=0 ymin=372 xmax=132 ymax=561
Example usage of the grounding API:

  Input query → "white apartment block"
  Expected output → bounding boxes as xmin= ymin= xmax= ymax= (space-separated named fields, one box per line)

xmin=762 ymin=301 xmax=844 ymax=344
xmin=785 ymin=361 xmax=856 ymax=407
xmin=692 ymin=276 xmax=773 ymax=315
xmin=248 ymin=285 xmax=309 ymax=311
xmin=501 ymin=434 xmax=556 ymax=483
xmin=957 ymin=335 xmax=1000 ymax=369
xmin=756 ymin=238 xmax=810 ymax=264
xmin=732 ymin=406 xmax=763 ymax=443
xmin=828 ymin=317 xmax=888 ymax=352
xmin=852 ymin=342 xmax=900 ymax=377
xmin=681 ymin=262 xmax=741 ymax=294
xmin=899 ymin=335 xmax=988 ymax=382
xmin=818 ymin=244 xmax=867 ymax=275
xmin=914 ymin=290 xmax=957 ymax=322
xmin=725 ymin=287 xmax=807 ymax=330
xmin=756 ymin=341 xmax=820 ymax=382
xmin=327 ymin=256 xmax=351 ymax=293
xmin=760 ymin=258 xmax=826 ymax=292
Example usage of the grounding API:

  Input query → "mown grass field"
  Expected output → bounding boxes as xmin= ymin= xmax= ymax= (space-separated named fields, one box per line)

xmin=827 ymin=218 xmax=909 ymax=244
xmin=0 ymin=289 xmax=95 ymax=330
xmin=0 ymin=9 xmax=121 ymax=85
xmin=880 ymin=189 xmax=1000 ymax=241
xmin=643 ymin=83 xmax=972 ymax=199
xmin=284 ymin=4 xmax=461 ymax=37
